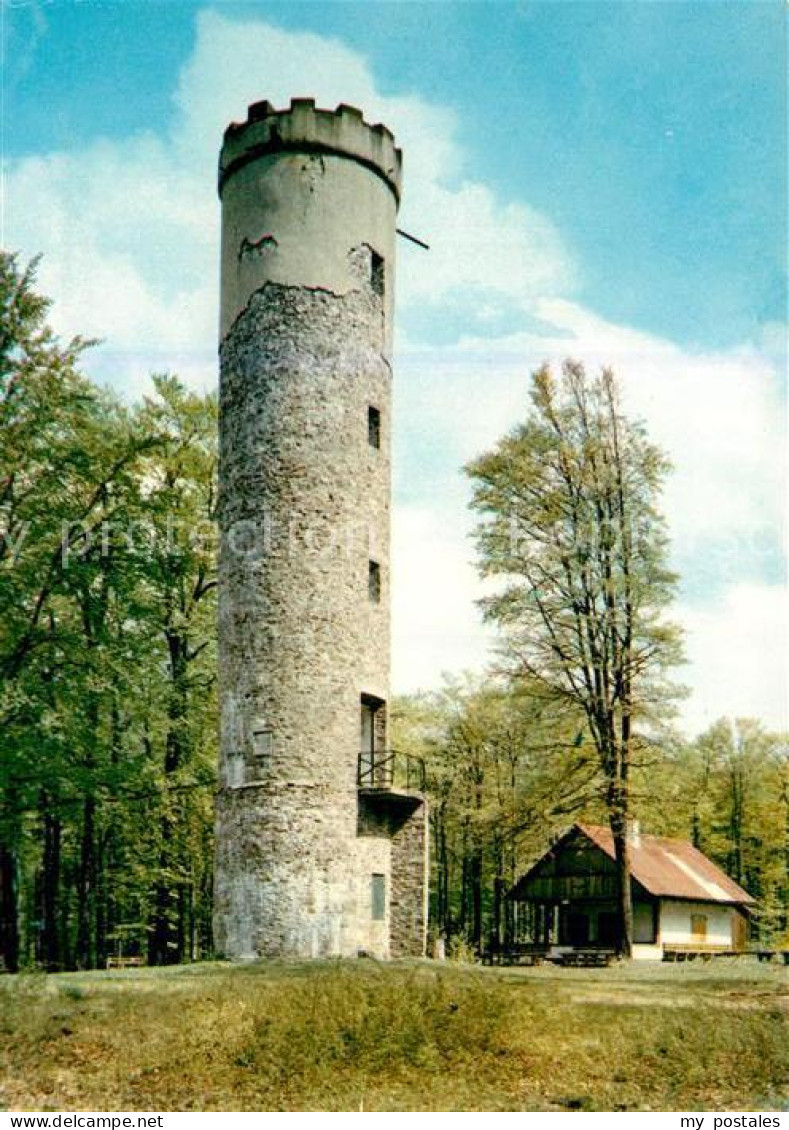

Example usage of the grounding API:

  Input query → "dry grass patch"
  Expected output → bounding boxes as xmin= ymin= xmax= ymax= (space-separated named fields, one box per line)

xmin=0 ymin=960 xmax=786 ymax=1112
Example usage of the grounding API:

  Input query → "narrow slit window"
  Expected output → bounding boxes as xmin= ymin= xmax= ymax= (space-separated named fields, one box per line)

xmin=368 ymin=405 xmax=381 ymax=449
xmin=247 ymin=729 xmax=274 ymax=782
xmin=371 ymin=873 xmax=386 ymax=921
xmin=370 ymin=250 xmax=385 ymax=298
xmin=368 ymin=560 xmax=381 ymax=603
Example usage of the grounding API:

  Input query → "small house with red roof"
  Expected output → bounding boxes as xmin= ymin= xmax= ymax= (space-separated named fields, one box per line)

xmin=509 ymin=822 xmax=755 ymax=960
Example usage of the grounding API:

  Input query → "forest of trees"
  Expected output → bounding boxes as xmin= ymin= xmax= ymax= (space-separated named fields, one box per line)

xmin=0 ymin=255 xmax=217 ymax=971
xmin=1 ymin=253 xmax=787 ymax=971
xmin=392 ymin=685 xmax=789 ymax=955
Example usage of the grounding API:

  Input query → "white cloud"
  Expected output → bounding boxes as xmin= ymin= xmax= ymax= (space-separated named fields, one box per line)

xmin=3 ymin=10 xmax=785 ymax=735
xmin=391 ymin=316 xmax=786 ymax=732
xmin=3 ymin=9 xmax=572 ymax=396
xmin=395 ymin=304 xmax=786 ymax=555
xmin=676 ymin=584 xmax=788 ymax=735
xmin=533 ymin=300 xmax=787 ymax=552
xmin=397 ymin=181 xmax=574 ymax=304
xmin=391 ymin=506 xmax=495 ymax=693
xmin=4 ymin=136 xmax=218 ymax=396
xmin=391 ymin=487 xmax=788 ymax=735
xmin=174 ymin=12 xmax=465 ymax=186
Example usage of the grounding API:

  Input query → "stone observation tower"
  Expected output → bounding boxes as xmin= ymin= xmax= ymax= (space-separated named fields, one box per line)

xmin=214 ymin=99 xmax=428 ymax=959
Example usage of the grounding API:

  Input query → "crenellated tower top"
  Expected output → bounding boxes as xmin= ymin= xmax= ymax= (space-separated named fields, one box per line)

xmin=219 ymin=98 xmax=403 ymax=202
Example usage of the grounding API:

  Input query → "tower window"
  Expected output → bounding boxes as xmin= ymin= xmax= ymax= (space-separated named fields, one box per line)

xmin=368 ymin=560 xmax=381 ymax=603
xmin=368 ymin=405 xmax=381 ymax=449
xmin=361 ymin=700 xmax=376 ymax=757
xmin=360 ymin=695 xmax=386 ymax=756
xmin=247 ymin=729 xmax=273 ymax=783
xmin=359 ymin=695 xmax=388 ymax=787
xmin=371 ymin=873 xmax=386 ymax=921
xmin=370 ymin=250 xmax=385 ymax=298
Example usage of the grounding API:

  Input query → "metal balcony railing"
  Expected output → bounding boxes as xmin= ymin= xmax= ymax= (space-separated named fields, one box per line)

xmin=357 ymin=748 xmax=426 ymax=792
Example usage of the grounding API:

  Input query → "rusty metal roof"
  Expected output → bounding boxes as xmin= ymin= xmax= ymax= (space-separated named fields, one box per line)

xmin=576 ymin=823 xmax=755 ymax=905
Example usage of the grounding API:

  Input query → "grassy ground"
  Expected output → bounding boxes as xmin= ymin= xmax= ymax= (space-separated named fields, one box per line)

xmin=1 ymin=959 xmax=787 ymax=1112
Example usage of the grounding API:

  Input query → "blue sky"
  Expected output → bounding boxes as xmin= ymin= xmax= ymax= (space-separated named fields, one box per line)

xmin=2 ymin=0 xmax=787 ymax=733
xmin=6 ymin=1 xmax=785 ymax=349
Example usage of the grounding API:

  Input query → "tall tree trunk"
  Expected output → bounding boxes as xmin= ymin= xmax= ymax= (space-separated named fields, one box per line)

xmin=609 ymin=784 xmax=633 ymax=959
xmin=76 ymin=797 xmax=97 ymax=968
xmin=0 ymin=839 xmax=20 ymax=972
xmin=783 ymin=774 xmax=789 ymax=938
xmin=492 ymin=833 xmax=506 ymax=951
xmin=459 ymin=821 xmax=470 ymax=939
xmin=729 ymin=755 xmax=745 ymax=884
xmin=95 ymin=827 xmax=107 ymax=968
xmin=149 ymin=630 xmax=189 ymax=965
xmin=40 ymin=801 xmax=62 ymax=971
xmin=200 ymin=826 xmax=214 ymax=958
xmin=470 ymin=846 xmax=483 ymax=954
xmin=149 ymin=823 xmax=174 ymax=966
xmin=187 ymin=878 xmax=196 ymax=963
xmin=177 ymin=882 xmax=187 ymax=963
xmin=437 ymin=812 xmax=449 ymax=940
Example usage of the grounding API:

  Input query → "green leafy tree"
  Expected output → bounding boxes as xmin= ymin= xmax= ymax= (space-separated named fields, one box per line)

xmin=466 ymin=361 xmax=684 ymax=956
xmin=0 ymin=254 xmax=217 ymax=971
xmin=393 ymin=675 xmax=596 ymax=955
xmin=133 ymin=376 xmax=218 ymax=964
xmin=0 ymin=253 xmax=147 ymax=969
xmin=648 ymin=719 xmax=789 ymax=944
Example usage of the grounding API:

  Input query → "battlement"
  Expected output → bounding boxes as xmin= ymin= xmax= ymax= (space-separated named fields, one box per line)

xmin=219 ymin=98 xmax=402 ymax=202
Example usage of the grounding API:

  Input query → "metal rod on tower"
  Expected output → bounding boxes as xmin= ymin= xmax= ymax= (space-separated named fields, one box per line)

xmin=396 ymin=228 xmax=430 ymax=250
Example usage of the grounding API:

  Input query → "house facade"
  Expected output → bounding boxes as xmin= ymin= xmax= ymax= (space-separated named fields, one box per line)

xmin=510 ymin=823 xmax=754 ymax=960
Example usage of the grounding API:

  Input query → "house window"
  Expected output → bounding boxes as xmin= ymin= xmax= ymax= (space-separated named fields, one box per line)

xmin=371 ymin=873 xmax=386 ymax=921
xmin=370 ymin=250 xmax=385 ymax=298
xmin=368 ymin=406 xmax=381 ymax=449
xmin=691 ymin=913 xmax=707 ymax=941
xmin=368 ymin=560 xmax=381 ymax=603
xmin=633 ymin=901 xmax=658 ymax=944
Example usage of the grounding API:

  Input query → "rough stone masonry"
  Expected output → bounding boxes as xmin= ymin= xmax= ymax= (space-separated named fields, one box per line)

xmin=213 ymin=99 xmax=428 ymax=960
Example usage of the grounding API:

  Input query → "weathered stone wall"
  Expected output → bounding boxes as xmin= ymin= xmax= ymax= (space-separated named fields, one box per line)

xmin=214 ymin=99 xmax=426 ymax=961
xmin=216 ymin=280 xmax=391 ymax=958
xmin=390 ymin=800 xmax=429 ymax=958
xmin=356 ymin=795 xmax=428 ymax=959
xmin=354 ymin=808 xmax=393 ymax=958
xmin=219 ymin=99 xmax=400 ymax=349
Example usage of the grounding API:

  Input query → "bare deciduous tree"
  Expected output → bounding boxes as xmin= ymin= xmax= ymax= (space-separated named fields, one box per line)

xmin=466 ymin=360 xmax=684 ymax=956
